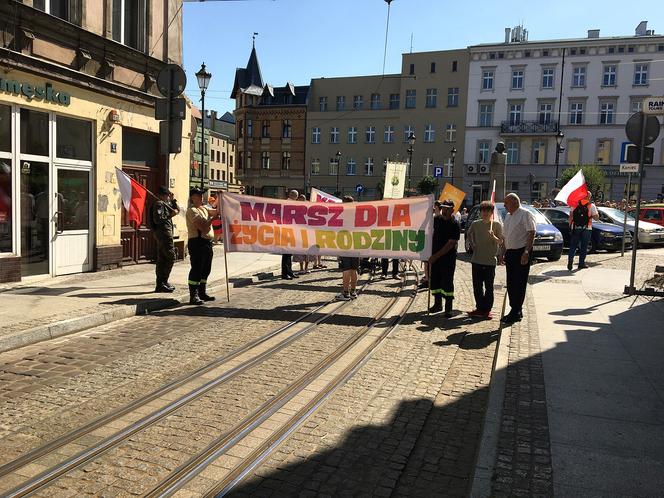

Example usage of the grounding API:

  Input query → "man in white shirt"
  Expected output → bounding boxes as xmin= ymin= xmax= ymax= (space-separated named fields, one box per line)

xmin=501 ymin=193 xmax=536 ymax=324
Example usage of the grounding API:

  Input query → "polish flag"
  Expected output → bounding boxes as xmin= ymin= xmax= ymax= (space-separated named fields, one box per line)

xmin=310 ymin=187 xmax=341 ymax=203
xmin=555 ymin=170 xmax=588 ymax=207
xmin=115 ymin=167 xmax=148 ymax=224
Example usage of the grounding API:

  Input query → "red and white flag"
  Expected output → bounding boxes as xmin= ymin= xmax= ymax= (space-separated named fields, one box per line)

xmin=310 ymin=187 xmax=341 ymax=203
xmin=555 ymin=170 xmax=588 ymax=207
xmin=115 ymin=167 xmax=148 ymax=224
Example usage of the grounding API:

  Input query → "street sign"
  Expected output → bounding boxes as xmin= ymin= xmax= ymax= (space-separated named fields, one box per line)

xmin=620 ymin=141 xmax=633 ymax=163
xmin=355 ymin=184 xmax=364 ymax=194
xmin=643 ymin=96 xmax=664 ymax=115
xmin=620 ymin=163 xmax=639 ymax=173
xmin=433 ymin=166 xmax=444 ymax=178
xmin=155 ymin=97 xmax=186 ymax=120
xmin=157 ymin=64 xmax=187 ymax=97
xmin=625 ymin=112 xmax=660 ymax=146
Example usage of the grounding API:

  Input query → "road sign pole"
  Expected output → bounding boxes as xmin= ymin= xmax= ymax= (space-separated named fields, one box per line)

xmin=621 ymin=173 xmax=631 ymax=257
xmin=627 ymin=114 xmax=648 ymax=293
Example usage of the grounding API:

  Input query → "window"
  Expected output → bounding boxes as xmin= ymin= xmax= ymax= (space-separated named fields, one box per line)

xmin=409 ymin=63 xmax=415 ymax=75
xmin=282 ymin=119 xmax=292 ymax=138
xmin=596 ymin=139 xmax=611 ymax=164
xmin=389 ymin=93 xmax=400 ymax=109
xmin=282 ymin=152 xmax=291 ymax=170
xmin=447 ymin=87 xmax=459 ymax=107
xmin=452 ymin=60 xmax=458 ymax=72
xmin=511 ymin=69 xmax=524 ymax=89
xmin=348 ymin=127 xmax=357 ymax=144
xmin=479 ymin=103 xmax=494 ymax=127
xmin=364 ymin=157 xmax=374 ymax=176
xmin=569 ymin=101 xmax=584 ymax=125
xmin=603 ymin=64 xmax=617 ymax=86
xmin=425 ymin=88 xmax=437 ymax=108
xmin=112 ymin=0 xmax=146 ymax=51
xmin=311 ymin=159 xmax=320 ymax=175
xmin=510 ymin=182 xmax=520 ymax=191
xmin=423 ymin=157 xmax=433 ymax=177
xmin=532 ymin=140 xmax=546 ymax=164
xmin=506 ymin=141 xmax=520 ymax=164
xmin=572 ymin=66 xmax=586 ymax=87
xmin=221 ymin=170 xmax=226 ymax=181
xmin=405 ymin=90 xmax=416 ymax=109
xmin=353 ymin=95 xmax=363 ymax=110
xmin=247 ymin=119 xmax=253 ymax=137
xmin=478 ymin=141 xmax=490 ymax=164
xmin=424 ymin=124 xmax=435 ymax=143
xmin=631 ymin=98 xmax=644 ymax=113
xmin=261 ymin=151 xmax=270 ymax=169
xmin=370 ymin=93 xmax=381 ymax=110
xmin=34 ymin=0 xmax=82 ymax=24
xmin=56 ymin=116 xmax=92 ymax=161
xmin=384 ymin=125 xmax=395 ymax=143
xmin=0 ymin=105 xmax=12 ymax=253
xmin=261 ymin=120 xmax=270 ymax=138
xmin=20 ymin=109 xmax=49 ymax=156
xmin=329 ymin=157 xmax=339 ymax=176
xmin=538 ymin=102 xmax=553 ymax=125
xmin=319 ymin=96 xmax=328 ymax=112
xmin=404 ymin=125 xmax=414 ymax=143
xmin=634 ymin=63 xmax=649 ymax=85
xmin=330 ymin=127 xmax=339 ymax=144
xmin=482 ymin=69 xmax=494 ymax=90
xmin=445 ymin=124 xmax=456 ymax=142
xmin=312 ymin=127 xmax=321 ymax=144
xmin=599 ymin=101 xmax=615 ymax=124
xmin=336 ymin=96 xmax=345 ymax=111
xmin=509 ymin=103 xmax=522 ymax=125
xmin=542 ymin=67 xmax=555 ymax=88
xmin=346 ymin=158 xmax=356 ymax=176
xmin=365 ymin=126 xmax=376 ymax=144
xmin=430 ymin=62 xmax=436 ymax=73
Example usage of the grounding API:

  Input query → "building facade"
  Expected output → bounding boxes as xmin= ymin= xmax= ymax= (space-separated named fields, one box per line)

xmin=206 ymin=111 xmax=240 ymax=194
xmin=306 ymin=49 xmax=469 ymax=200
xmin=0 ymin=0 xmax=191 ymax=283
xmin=464 ymin=23 xmax=664 ymax=206
xmin=232 ymin=45 xmax=308 ymax=198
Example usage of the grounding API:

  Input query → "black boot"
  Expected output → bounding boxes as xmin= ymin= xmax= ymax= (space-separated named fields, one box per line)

xmin=155 ymin=281 xmax=174 ymax=293
xmin=429 ymin=295 xmax=443 ymax=314
xmin=198 ymin=283 xmax=215 ymax=302
xmin=189 ymin=285 xmax=203 ymax=305
xmin=444 ymin=297 xmax=454 ymax=318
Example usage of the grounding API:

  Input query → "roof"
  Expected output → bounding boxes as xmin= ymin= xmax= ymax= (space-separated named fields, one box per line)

xmin=191 ymin=106 xmax=202 ymax=119
xmin=231 ymin=46 xmax=264 ymax=99
xmin=219 ymin=111 xmax=235 ymax=124
xmin=469 ymin=33 xmax=664 ymax=50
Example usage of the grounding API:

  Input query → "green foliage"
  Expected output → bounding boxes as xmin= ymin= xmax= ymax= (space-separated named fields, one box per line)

xmin=417 ymin=176 xmax=437 ymax=195
xmin=560 ymin=165 xmax=606 ymax=198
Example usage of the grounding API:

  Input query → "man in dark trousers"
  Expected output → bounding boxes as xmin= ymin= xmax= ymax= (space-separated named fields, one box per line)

xmin=151 ymin=186 xmax=179 ymax=292
xmin=185 ymin=187 xmax=217 ymax=305
xmin=429 ymin=199 xmax=460 ymax=317
xmin=281 ymin=189 xmax=300 ymax=280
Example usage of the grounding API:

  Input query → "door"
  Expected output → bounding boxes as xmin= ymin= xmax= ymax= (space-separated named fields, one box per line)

xmin=53 ymin=167 xmax=91 ymax=275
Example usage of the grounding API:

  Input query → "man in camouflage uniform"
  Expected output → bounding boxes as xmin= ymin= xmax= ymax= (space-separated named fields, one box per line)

xmin=152 ymin=186 xmax=179 ymax=292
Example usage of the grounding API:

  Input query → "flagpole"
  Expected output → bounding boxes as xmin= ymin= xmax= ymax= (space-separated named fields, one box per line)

xmin=220 ymin=191 xmax=231 ymax=303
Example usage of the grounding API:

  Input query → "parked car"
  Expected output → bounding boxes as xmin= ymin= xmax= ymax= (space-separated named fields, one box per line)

xmin=597 ymin=207 xmax=664 ymax=246
xmin=540 ymin=207 xmax=632 ymax=253
xmin=464 ymin=202 xmax=564 ymax=261
xmin=632 ymin=204 xmax=664 ymax=228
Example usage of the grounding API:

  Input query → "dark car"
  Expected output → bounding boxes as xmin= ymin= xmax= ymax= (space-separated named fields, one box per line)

xmin=464 ymin=202 xmax=564 ymax=261
xmin=540 ymin=207 xmax=632 ymax=253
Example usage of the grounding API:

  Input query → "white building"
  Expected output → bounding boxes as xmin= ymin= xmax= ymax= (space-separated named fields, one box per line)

xmin=463 ymin=22 xmax=664 ymax=206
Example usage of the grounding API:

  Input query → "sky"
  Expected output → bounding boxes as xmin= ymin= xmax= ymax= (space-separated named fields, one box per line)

xmin=180 ymin=0 xmax=661 ymax=114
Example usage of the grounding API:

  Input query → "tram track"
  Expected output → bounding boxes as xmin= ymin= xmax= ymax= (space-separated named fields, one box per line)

xmin=0 ymin=274 xmax=377 ymax=497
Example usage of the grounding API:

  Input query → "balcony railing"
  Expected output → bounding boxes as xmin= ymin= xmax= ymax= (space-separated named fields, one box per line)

xmin=500 ymin=120 xmax=559 ymax=135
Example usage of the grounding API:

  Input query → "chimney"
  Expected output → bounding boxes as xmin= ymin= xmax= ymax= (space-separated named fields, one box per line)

xmin=587 ymin=29 xmax=600 ymax=38
xmin=505 ymin=27 xmax=511 ymax=44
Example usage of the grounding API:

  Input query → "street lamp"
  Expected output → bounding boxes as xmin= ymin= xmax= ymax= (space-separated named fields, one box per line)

xmin=407 ymin=132 xmax=415 ymax=194
xmin=450 ymin=146 xmax=457 ymax=186
xmin=196 ymin=63 xmax=212 ymax=189
xmin=554 ymin=129 xmax=564 ymax=188
xmin=335 ymin=150 xmax=342 ymax=197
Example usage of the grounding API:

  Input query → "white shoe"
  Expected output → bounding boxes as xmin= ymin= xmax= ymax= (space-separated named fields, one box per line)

xmin=336 ymin=292 xmax=351 ymax=301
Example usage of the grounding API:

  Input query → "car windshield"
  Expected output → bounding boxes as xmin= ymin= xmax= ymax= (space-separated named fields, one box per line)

xmin=601 ymin=207 xmax=636 ymax=222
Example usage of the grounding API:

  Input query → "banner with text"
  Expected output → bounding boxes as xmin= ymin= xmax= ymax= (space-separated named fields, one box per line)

xmin=383 ymin=161 xmax=407 ymax=199
xmin=310 ymin=187 xmax=341 ymax=203
xmin=222 ymin=193 xmax=434 ymax=260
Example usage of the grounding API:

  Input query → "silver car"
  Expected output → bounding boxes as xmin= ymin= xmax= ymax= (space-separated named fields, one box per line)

xmin=597 ymin=207 xmax=664 ymax=246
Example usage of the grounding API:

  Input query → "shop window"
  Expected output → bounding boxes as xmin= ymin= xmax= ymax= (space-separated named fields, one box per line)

xmin=20 ymin=109 xmax=49 ymax=157
xmin=112 ymin=0 xmax=147 ymax=52
xmin=56 ymin=116 xmax=92 ymax=161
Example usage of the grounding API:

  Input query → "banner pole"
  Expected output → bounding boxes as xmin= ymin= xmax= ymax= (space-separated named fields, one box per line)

xmin=427 ymin=263 xmax=431 ymax=315
xmin=220 ymin=191 xmax=231 ymax=303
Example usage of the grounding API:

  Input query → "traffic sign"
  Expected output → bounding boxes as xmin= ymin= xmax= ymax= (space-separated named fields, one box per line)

xmin=157 ymin=64 xmax=187 ymax=97
xmin=625 ymin=112 xmax=660 ymax=146
xmin=620 ymin=141 xmax=633 ymax=163
xmin=433 ymin=166 xmax=444 ymax=178
xmin=619 ymin=163 xmax=639 ymax=173
xmin=355 ymin=184 xmax=364 ymax=194
xmin=643 ymin=96 xmax=664 ymax=115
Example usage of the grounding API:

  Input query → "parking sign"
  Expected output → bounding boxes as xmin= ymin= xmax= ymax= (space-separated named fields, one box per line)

xmin=433 ymin=166 xmax=444 ymax=178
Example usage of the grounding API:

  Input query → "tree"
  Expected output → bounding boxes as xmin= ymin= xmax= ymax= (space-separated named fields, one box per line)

xmin=417 ymin=176 xmax=437 ymax=195
xmin=559 ymin=164 xmax=605 ymax=199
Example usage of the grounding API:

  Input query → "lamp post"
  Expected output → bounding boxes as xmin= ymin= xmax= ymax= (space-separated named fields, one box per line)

xmin=450 ymin=146 xmax=457 ymax=186
xmin=196 ymin=63 xmax=212 ymax=190
xmin=554 ymin=129 xmax=564 ymax=188
xmin=335 ymin=150 xmax=342 ymax=197
xmin=407 ymin=132 xmax=415 ymax=194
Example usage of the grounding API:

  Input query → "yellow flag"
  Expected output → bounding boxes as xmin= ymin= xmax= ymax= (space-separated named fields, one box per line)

xmin=439 ymin=183 xmax=466 ymax=213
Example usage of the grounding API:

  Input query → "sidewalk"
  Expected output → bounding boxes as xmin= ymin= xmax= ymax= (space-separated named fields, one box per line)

xmin=531 ymin=265 xmax=664 ymax=496
xmin=0 ymin=246 xmax=281 ymax=353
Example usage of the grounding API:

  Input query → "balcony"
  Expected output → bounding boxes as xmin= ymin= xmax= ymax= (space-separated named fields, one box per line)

xmin=500 ymin=120 xmax=559 ymax=136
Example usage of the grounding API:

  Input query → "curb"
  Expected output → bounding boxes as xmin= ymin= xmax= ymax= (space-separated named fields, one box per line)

xmin=469 ymin=295 xmax=511 ymax=498
xmin=0 ymin=266 xmax=281 ymax=354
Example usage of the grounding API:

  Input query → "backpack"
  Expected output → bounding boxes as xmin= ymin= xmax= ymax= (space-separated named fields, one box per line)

xmin=572 ymin=201 xmax=589 ymax=229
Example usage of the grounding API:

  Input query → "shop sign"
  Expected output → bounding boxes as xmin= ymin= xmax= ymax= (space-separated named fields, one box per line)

xmin=0 ymin=78 xmax=71 ymax=106
xmin=209 ymin=180 xmax=228 ymax=189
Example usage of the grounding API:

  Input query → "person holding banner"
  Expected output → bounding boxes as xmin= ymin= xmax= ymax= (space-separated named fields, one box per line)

xmin=429 ymin=199 xmax=460 ymax=317
xmin=186 ymin=187 xmax=218 ymax=305
xmin=336 ymin=196 xmax=360 ymax=301
xmin=281 ymin=189 xmax=300 ymax=280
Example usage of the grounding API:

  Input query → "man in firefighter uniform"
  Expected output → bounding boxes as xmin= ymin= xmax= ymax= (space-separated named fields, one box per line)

xmin=186 ymin=187 xmax=218 ymax=305
xmin=429 ymin=199 xmax=460 ymax=317
xmin=151 ymin=186 xmax=179 ymax=293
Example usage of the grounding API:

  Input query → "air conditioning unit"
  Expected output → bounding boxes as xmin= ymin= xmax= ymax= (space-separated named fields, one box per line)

xmin=479 ymin=164 xmax=490 ymax=174
xmin=467 ymin=164 xmax=478 ymax=174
